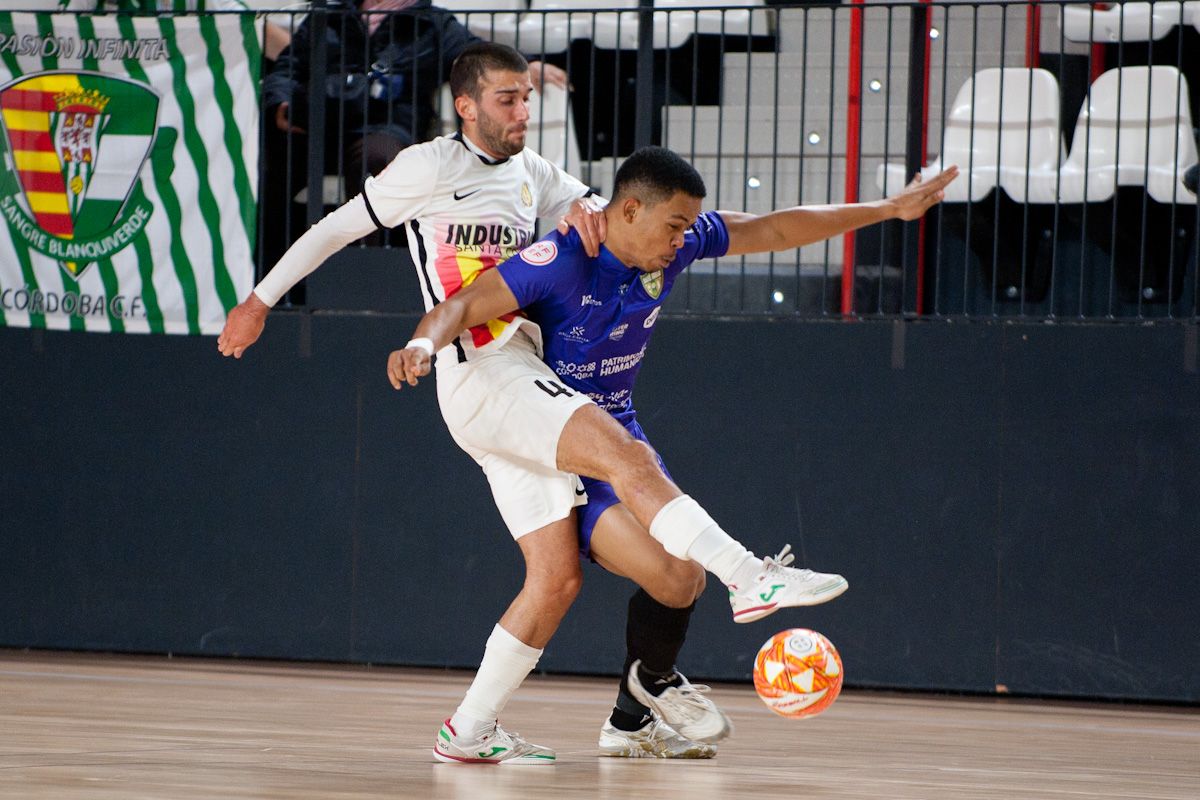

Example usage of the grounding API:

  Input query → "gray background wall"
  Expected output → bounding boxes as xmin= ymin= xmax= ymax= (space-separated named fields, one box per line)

xmin=3 ymin=265 xmax=1197 ymax=703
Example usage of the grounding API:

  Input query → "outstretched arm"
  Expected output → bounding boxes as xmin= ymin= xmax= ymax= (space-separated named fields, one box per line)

xmin=219 ymin=145 xmax=436 ymax=359
xmin=386 ymin=269 xmax=521 ymax=389
xmin=722 ymin=167 xmax=958 ymax=256
xmin=217 ymin=195 xmax=377 ymax=358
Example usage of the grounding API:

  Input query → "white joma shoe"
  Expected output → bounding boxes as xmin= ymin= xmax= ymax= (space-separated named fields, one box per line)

xmin=729 ymin=545 xmax=849 ymax=623
xmin=433 ymin=719 xmax=556 ymax=765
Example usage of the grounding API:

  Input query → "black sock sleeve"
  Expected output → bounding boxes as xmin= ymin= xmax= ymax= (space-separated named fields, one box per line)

xmin=624 ymin=588 xmax=696 ymax=681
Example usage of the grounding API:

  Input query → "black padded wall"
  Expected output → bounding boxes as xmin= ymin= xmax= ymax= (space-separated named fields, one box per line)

xmin=2 ymin=313 xmax=1197 ymax=702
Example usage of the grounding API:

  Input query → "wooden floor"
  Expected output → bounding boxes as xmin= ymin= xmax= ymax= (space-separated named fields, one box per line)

xmin=1 ymin=651 xmax=1196 ymax=800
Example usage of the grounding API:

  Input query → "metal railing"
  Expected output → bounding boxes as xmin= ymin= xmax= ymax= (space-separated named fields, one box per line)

xmin=255 ymin=1 xmax=1200 ymax=321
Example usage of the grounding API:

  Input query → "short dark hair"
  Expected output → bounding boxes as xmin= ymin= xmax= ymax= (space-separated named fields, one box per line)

xmin=450 ymin=43 xmax=529 ymax=101
xmin=611 ymin=146 xmax=706 ymax=207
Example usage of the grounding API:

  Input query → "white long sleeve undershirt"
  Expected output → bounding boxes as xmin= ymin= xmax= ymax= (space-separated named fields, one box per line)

xmin=252 ymin=194 xmax=379 ymax=307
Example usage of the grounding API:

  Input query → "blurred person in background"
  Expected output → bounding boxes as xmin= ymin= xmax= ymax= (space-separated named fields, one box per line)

xmin=261 ymin=0 xmax=566 ymax=270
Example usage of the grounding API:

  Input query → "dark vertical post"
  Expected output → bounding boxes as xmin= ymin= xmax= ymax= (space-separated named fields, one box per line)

xmin=306 ymin=0 xmax=328 ymax=226
xmin=902 ymin=0 xmax=930 ymax=314
xmin=634 ymin=0 xmax=654 ymax=149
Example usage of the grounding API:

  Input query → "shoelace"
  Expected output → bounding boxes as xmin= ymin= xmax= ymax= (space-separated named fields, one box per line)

xmin=729 ymin=546 xmax=803 ymax=593
xmin=489 ymin=723 xmax=539 ymax=753
xmin=641 ymin=716 xmax=685 ymax=742
xmin=764 ymin=544 xmax=797 ymax=568
xmin=640 ymin=717 xmax=712 ymax=754
xmin=671 ymin=682 xmax=717 ymax=718
xmin=763 ymin=544 xmax=830 ymax=583
xmin=649 ymin=675 xmax=716 ymax=722
xmin=648 ymin=719 xmax=676 ymax=738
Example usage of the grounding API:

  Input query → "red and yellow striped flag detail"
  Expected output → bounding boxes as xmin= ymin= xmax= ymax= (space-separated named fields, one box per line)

xmin=0 ymin=73 xmax=82 ymax=238
xmin=433 ymin=244 xmax=520 ymax=348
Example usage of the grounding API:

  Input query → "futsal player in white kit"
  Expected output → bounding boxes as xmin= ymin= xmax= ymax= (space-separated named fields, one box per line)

xmin=221 ymin=43 xmax=826 ymax=762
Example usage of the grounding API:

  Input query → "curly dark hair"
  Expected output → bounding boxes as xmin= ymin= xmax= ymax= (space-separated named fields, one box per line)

xmin=612 ymin=146 xmax=707 ymax=207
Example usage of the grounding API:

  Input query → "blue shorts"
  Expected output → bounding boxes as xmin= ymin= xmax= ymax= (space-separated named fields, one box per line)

xmin=577 ymin=418 xmax=671 ymax=559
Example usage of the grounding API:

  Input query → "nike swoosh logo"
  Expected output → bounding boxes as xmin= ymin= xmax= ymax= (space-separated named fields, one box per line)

xmin=453 ymin=188 xmax=481 ymax=201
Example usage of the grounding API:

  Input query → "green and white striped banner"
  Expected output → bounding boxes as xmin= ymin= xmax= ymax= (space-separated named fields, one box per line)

xmin=0 ymin=11 xmax=261 ymax=335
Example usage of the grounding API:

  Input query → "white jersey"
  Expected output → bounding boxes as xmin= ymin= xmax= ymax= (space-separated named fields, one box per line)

xmin=367 ymin=133 xmax=586 ymax=362
xmin=253 ymin=133 xmax=589 ymax=363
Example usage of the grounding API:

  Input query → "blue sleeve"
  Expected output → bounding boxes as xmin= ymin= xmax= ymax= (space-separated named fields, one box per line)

xmin=498 ymin=230 xmax=580 ymax=309
xmin=669 ymin=211 xmax=730 ymax=277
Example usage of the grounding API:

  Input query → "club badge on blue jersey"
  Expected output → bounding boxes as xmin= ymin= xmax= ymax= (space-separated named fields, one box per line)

xmin=640 ymin=270 xmax=663 ymax=299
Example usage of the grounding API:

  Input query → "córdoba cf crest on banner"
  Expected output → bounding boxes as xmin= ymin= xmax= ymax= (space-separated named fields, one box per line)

xmin=0 ymin=70 xmax=158 ymax=278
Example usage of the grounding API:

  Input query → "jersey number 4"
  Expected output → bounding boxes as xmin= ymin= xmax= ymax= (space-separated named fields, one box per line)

xmin=534 ymin=379 xmax=575 ymax=398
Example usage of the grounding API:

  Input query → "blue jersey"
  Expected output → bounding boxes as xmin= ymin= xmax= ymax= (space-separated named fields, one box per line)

xmin=498 ymin=212 xmax=730 ymax=427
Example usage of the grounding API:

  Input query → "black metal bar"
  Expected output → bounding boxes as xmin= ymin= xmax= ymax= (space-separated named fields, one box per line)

xmin=990 ymin=11 xmax=1007 ymax=316
xmin=1167 ymin=13 xmax=1186 ymax=314
xmin=1138 ymin=15 xmax=1154 ymax=316
xmin=768 ymin=8 xmax=781 ymax=314
xmin=903 ymin=0 xmax=930 ymax=314
xmin=740 ymin=11 xmax=752 ymax=312
xmin=963 ymin=3 xmax=978 ymax=317
xmin=714 ymin=11 xmax=728 ymax=311
xmin=1078 ymin=4 xmax=1095 ymax=320
xmin=305 ymin=0 xmax=328 ymax=227
xmin=823 ymin=6 xmax=837 ymax=314
xmin=932 ymin=3 xmax=948 ymax=317
xmin=634 ymin=0 xmax=655 ymax=150
xmin=797 ymin=6 xmax=809 ymax=314
xmin=1108 ymin=15 xmax=1126 ymax=318
xmin=1048 ymin=5 xmax=1063 ymax=318
xmin=1020 ymin=10 xmax=1036 ymax=318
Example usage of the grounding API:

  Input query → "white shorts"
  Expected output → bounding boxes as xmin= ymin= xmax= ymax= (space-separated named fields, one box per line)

xmin=436 ymin=330 xmax=594 ymax=538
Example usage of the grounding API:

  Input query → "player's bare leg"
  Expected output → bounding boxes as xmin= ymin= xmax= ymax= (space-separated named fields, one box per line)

xmin=556 ymin=404 xmax=682 ymax=526
xmin=590 ymin=502 xmax=705 ymax=607
xmin=435 ymin=516 xmax=580 ymax=765
xmin=591 ymin=504 xmax=728 ymax=754
xmin=556 ymin=404 xmax=848 ymax=622
xmin=498 ymin=517 xmax=583 ymax=648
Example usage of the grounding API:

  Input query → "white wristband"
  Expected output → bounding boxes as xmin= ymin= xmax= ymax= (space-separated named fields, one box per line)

xmin=406 ymin=337 xmax=435 ymax=357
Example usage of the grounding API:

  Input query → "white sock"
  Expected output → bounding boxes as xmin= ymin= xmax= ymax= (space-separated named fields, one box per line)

xmin=649 ymin=495 xmax=762 ymax=587
xmin=451 ymin=624 xmax=542 ymax=738
xmin=687 ymin=526 xmax=762 ymax=588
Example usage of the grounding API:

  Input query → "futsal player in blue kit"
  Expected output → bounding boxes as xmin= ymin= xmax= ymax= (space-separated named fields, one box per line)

xmin=389 ymin=146 xmax=957 ymax=755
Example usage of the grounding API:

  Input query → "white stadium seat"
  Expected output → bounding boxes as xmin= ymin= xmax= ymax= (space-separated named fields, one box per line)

xmin=654 ymin=0 xmax=771 ymax=38
xmin=1052 ymin=67 xmax=1197 ymax=204
xmin=1062 ymin=2 xmax=1190 ymax=43
xmin=436 ymin=0 xmax=525 ymax=8
xmin=592 ymin=15 xmax=697 ymax=51
xmin=526 ymin=81 xmax=583 ymax=177
xmin=439 ymin=0 xmax=526 ymax=49
xmin=566 ymin=1 xmax=693 ymax=51
xmin=442 ymin=0 xmax=769 ymax=52
xmin=517 ymin=1 xmax=594 ymax=53
xmin=877 ymin=68 xmax=1064 ymax=203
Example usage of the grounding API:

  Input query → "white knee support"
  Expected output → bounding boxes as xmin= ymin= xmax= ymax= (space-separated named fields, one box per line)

xmin=649 ymin=495 xmax=716 ymax=560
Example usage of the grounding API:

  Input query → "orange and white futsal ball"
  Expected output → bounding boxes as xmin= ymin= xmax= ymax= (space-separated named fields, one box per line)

xmin=753 ymin=628 xmax=843 ymax=718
